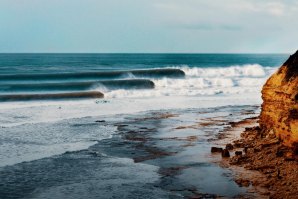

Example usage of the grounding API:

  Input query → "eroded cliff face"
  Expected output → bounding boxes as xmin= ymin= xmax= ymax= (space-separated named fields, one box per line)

xmin=260 ymin=51 xmax=298 ymax=147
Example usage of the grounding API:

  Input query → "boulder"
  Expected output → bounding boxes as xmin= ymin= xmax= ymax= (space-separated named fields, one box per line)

xmin=222 ymin=149 xmax=230 ymax=158
xmin=211 ymin=147 xmax=223 ymax=153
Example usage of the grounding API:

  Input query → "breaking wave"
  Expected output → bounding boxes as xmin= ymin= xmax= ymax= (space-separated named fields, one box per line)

xmin=104 ymin=64 xmax=278 ymax=98
xmin=0 ymin=64 xmax=278 ymax=101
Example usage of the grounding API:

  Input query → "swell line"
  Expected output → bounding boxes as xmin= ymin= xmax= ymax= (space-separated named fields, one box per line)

xmin=0 ymin=68 xmax=185 ymax=81
xmin=0 ymin=79 xmax=155 ymax=92
xmin=0 ymin=91 xmax=104 ymax=102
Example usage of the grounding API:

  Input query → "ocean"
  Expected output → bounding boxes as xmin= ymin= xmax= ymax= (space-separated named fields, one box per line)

xmin=0 ymin=53 xmax=289 ymax=198
xmin=0 ymin=54 xmax=287 ymax=100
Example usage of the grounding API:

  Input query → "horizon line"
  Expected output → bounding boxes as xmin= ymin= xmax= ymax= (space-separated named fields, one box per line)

xmin=0 ymin=52 xmax=292 ymax=55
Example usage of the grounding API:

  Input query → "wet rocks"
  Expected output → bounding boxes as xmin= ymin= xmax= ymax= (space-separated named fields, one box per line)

xmin=233 ymin=140 xmax=245 ymax=148
xmin=235 ymin=179 xmax=251 ymax=187
xmin=226 ymin=126 xmax=298 ymax=198
xmin=211 ymin=146 xmax=231 ymax=158
xmin=221 ymin=149 xmax=230 ymax=158
xmin=211 ymin=147 xmax=223 ymax=153
xmin=225 ymin=143 xmax=234 ymax=150
xmin=245 ymin=126 xmax=261 ymax=132
xmin=244 ymin=146 xmax=248 ymax=153
xmin=211 ymin=144 xmax=235 ymax=158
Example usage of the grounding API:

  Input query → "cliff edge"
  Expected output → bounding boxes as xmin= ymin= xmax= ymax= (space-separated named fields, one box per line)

xmin=260 ymin=51 xmax=298 ymax=147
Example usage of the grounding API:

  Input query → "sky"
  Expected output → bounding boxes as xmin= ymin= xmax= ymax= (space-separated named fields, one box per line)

xmin=0 ymin=0 xmax=297 ymax=53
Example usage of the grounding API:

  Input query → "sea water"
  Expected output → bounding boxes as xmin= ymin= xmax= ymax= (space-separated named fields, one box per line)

xmin=0 ymin=53 xmax=287 ymax=163
xmin=0 ymin=53 xmax=288 ymax=198
xmin=0 ymin=53 xmax=286 ymax=123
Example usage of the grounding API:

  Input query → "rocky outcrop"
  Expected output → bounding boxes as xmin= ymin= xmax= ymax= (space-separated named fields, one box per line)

xmin=260 ymin=51 xmax=298 ymax=147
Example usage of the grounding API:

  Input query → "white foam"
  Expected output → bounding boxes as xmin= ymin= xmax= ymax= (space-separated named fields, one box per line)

xmin=0 ymin=94 xmax=262 ymax=128
xmin=180 ymin=64 xmax=270 ymax=77
xmin=154 ymin=77 xmax=234 ymax=89
xmin=103 ymin=65 xmax=277 ymax=99
xmin=0 ymin=91 xmax=262 ymax=167
xmin=0 ymin=119 xmax=116 ymax=167
xmin=0 ymin=64 xmax=278 ymax=166
xmin=236 ymin=77 xmax=267 ymax=87
xmin=0 ymin=64 xmax=278 ymax=128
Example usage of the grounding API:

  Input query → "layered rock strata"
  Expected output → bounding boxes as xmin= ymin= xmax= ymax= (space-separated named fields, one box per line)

xmin=260 ymin=51 xmax=298 ymax=147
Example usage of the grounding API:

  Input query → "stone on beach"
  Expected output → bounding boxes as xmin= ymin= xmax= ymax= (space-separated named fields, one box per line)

xmin=211 ymin=147 xmax=223 ymax=153
xmin=221 ymin=149 xmax=230 ymax=158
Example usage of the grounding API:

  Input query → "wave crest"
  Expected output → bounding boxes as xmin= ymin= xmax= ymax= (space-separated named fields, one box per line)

xmin=105 ymin=64 xmax=278 ymax=98
xmin=178 ymin=64 xmax=271 ymax=78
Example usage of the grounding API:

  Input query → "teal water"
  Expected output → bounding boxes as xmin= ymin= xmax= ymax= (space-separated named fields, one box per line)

xmin=0 ymin=53 xmax=287 ymax=73
xmin=0 ymin=53 xmax=288 ymax=198
xmin=0 ymin=53 xmax=288 ymax=100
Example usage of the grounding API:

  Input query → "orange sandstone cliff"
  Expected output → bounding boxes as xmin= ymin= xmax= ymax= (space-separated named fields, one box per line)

xmin=260 ymin=51 xmax=298 ymax=147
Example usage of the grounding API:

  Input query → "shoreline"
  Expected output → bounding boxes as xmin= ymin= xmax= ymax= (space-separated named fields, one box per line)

xmin=216 ymin=50 xmax=298 ymax=199
xmin=209 ymin=115 xmax=270 ymax=198
xmin=95 ymin=105 xmax=262 ymax=198
xmin=214 ymin=119 xmax=298 ymax=198
xmin=3 ymin=104 xmax=292 ymax=198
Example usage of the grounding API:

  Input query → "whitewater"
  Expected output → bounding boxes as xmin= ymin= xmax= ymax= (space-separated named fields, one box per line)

xmin=0 ymin=53 xmax=287 ymax=167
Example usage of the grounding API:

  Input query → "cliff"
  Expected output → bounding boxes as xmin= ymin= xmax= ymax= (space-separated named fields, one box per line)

xmin=260 ymin=51 xmax=298 ymax=147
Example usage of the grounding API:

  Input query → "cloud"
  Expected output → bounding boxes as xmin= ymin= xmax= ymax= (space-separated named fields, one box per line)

xmin=179 ymin=23 xmax=242 ymax=31
xmin=265 ymin=2 xmax=285 ymax=16
xmin=149 ymin=0 xmax=298 ymax=53
xmin=154 ymin=0 xmax=298 ymax=30
xmin=0 ymin=0 xmax=297 ymax=53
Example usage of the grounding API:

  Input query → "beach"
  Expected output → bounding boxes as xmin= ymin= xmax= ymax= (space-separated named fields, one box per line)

xmin=1 ymin=105 xmax=262 ymax=198
xmin=1 ymin=0 xmax=298 ymax=197
xmin=0 ymin=53 xmax=289 ymax=198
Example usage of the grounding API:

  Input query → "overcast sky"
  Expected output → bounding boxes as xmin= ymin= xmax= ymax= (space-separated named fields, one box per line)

xmin=0 ymin=0 xmax=297 ymax=53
